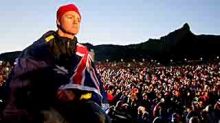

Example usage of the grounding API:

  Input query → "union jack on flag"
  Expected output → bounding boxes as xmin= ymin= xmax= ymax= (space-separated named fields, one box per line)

xmin=59 ymin=43 xmax=103 ymax=100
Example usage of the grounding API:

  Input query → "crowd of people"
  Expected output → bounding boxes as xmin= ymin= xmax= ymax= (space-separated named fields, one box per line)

xmin=0 ymin=59 xmax=220 ymax=123
xmin=0 ymin=61 xmax=12 ymax=87
xmin=0 ymin=61 xmax=13 ymax=120
xmin=96 ymin=60 xmax=220 ymax=123
xmin=0 ymin=61 xmax=13 ymax=103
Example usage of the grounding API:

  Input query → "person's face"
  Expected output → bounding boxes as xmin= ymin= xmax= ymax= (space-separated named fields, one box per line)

xmin=58 ymin=11 xmax=81 ymax=35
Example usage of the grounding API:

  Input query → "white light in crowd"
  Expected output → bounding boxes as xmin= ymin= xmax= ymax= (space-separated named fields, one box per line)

xmin=133 ymin=59 xmax=135 ymax=62
xmin=121 ymin=59 xmax=123 ymax=62
xmin=217 ymin=56 xmax=219 ymax=59
xmin=0 ymin=61 xmax=2 ymax=65
xmin=106 ymin=59 xmax=109 ymax=62
xmin=157 ymin=62 xmax=160 ymax=65
xmin=151 ymin=59 xmax=153 ymax=62
xmin=5 ymin=67 xmax=9 ymax=72
xmin=139 ymin=62 xmax=143 ymax=66
xmin=170 ymin=59 xmax=173 ymax=62
xmin=127 ymin=63 xmax=131 ymax=67
xmin=200 ymin=57 xmax=203 ymax=61
xmin=184 ymin=58 xmax=187 ymax=61
xmin=142 ymin=59 xmax=145 ymax=62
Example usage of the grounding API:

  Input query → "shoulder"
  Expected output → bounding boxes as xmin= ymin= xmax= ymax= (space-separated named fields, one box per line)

xmin=19 ymin=31 xmax=57 ymax=59
xmin=25 ymin=30 xmax=57 ymax=47
xmin=39 ymin=30 xmax=57 ymax=44
xmin=28 ymin=31 xmax=57 ymax=47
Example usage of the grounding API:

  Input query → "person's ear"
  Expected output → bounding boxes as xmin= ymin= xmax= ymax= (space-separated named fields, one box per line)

xmin=56 ymin=19 xmax=61 ymax=26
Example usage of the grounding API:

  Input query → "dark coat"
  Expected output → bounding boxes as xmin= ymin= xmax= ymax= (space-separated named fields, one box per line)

xmin=2 ymin=31 xmax=108 ymax=123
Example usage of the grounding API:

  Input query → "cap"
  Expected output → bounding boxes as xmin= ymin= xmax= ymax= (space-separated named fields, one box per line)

xmin=57 ymin=3 xmax=81 ymax=21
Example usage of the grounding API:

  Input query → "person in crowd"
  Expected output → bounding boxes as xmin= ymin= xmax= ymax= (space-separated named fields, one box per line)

xmin=2 ymin=3 xmax=109 ymax=123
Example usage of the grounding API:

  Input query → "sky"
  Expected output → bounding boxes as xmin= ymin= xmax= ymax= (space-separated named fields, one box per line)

xmin=0 ymin=0 xmax=219 ymax=53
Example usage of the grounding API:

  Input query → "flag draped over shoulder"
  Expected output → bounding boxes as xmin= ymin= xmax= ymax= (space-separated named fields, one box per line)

xmin=59 ymin=43 xmax=103 ymax=100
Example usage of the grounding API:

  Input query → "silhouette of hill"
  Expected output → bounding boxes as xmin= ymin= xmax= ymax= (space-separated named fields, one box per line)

xmin=1 ymin=23 xmax=220 ymax=63
xmin=93 ymin=23 xmax=220 ymax=62
xmin=156 ymin=23 xmax=220 ymax=63
xmin=0 ymin=51 xmax=21 ymax=64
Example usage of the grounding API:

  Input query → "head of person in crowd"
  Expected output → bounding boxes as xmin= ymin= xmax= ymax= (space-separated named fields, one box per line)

xmin=171 ymin=113 xmax=181 ymax=123
xmin=137 ymin=106 xmax=146 ymax=115
xmin=56 ymin=3 xmax=81 ymax=39
xmin=189 ymin=116 xmax=200 ymax=123
xmin=214 ymin=98 xmax=220 ymax=110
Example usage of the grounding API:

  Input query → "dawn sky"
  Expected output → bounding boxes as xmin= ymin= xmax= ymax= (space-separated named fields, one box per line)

xmin=0 ymin=0 xmax=219 ymax=53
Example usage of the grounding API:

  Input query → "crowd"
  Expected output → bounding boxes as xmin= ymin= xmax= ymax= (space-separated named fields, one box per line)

xmin=0 ymin=61 xmax=13 ymax=120
xmin=0 ymin=59 xmax=220 ymax=123
xmin=96 ymin=60 xmax=220 ymax=123
xmin=0 ymin=61 xmax=12 ymax=87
